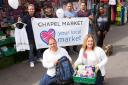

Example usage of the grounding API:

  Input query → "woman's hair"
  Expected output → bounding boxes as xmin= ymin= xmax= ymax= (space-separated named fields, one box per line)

xmin=66 ymin=2 xmax=73 ymax=6
xmin=27 ymin=4 xmax=35 ymax=9
xmin=81 ymin=1 xmax=86 ymax=4
xmin=82 ymin=34 xmax=96 ymax=51
xmin=48 ymin=37 xmax=57 ymax=44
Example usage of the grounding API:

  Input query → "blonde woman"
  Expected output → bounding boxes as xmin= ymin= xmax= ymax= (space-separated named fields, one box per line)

xmin=74 ymin=34 xmax=108 ymax=85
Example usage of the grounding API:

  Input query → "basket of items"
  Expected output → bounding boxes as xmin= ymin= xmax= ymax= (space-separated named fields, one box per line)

xmin=73 ymin=65 xmax=96 ymax=84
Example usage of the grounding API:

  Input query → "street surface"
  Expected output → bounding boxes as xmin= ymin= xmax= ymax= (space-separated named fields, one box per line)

xmin=0 ymin=23 xmax=128 ymax=85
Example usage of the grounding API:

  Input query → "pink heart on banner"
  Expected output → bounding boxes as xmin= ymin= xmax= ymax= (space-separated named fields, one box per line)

xmin=40 ymin=29 xmax=55 ymax=45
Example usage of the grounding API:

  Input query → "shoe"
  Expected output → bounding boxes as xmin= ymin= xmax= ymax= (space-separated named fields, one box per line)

xmin=30 ymin=62 xmax=34 ymax=68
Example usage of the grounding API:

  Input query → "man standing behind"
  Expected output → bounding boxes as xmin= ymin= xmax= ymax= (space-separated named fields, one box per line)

xmin=64 ymin=2 xmax=78 ymax=53
xmin=22 ymin=4 xmax=41 ymax=68
xmin=64 ymin=2 xmax=77 ymax=18
xmin=77 ymin=2 xmax=93 ymax=34
xmin=77 ymin=2 xmax=93 ymax=19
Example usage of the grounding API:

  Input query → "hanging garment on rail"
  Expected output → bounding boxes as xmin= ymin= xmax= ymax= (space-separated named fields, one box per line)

xmin=109 ymin=0 xmax=116 ymax=5
xmin=14 ymin=23 xmax=30 ymax=52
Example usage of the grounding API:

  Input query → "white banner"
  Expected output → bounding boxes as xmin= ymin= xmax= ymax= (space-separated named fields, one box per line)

xmin=32 ymin=17 xmax=89 ymax=49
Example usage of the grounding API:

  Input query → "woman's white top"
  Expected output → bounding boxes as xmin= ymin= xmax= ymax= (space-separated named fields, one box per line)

xmin=14 ymin=23 xmax=30 ymax=52
xmin=74 ymin=47 xmax=108 ymax=76
xmin=43 ymin=47 xmax=72 ymax=77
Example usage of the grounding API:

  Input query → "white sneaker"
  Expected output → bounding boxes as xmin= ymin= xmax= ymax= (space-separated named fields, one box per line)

xmin=30 ymin=62 xmax=34 ymax=68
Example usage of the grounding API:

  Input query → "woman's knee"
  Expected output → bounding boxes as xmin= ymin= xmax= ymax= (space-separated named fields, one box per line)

xmin=39 ymin=74 xmax=48 ymax=85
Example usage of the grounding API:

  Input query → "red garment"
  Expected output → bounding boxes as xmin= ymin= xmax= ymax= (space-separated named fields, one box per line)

xmin=77 ymin=10 xmax=91 ymax=17
xmin=100 ymin=0 xmax=108 ymax=4
xmin=52 ymin=0 xmax=59 ymax=4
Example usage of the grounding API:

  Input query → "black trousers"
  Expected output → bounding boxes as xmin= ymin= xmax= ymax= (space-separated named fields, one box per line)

xmin=95 ymin=70 xmax=104 ymax=85
xmin=97 ymin=31 xmax=106 ymax=48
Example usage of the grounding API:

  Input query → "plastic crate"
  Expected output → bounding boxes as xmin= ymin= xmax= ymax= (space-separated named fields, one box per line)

xmin=73 ymin=65 xmax=96 ymax=84
xmin=73 ymin=74 xmax=96 ymax=84
xmin=0 ymin=31 xmax=4 ymax=35
xmin=0 ymin=38 xmax=10 ymax=46
xmin=0 ymin=37 xmax=15 ymax=46
xmin=2 ymin=47 xmax=16 ymax=57
xmin=0 ymin=51 xmax=4 ymax=58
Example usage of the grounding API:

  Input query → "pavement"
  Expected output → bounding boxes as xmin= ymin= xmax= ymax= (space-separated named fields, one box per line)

xmin=104 ymin=23 xmax=128 ymax=85
xmin=0 ymin=23 xmax=128 ymax=85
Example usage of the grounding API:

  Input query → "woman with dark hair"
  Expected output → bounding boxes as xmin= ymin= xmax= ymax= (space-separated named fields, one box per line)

xmin=42 ymin=2 xmax=56 ymax=18
xmin=95 ymin=6 xmax=110 ymax=47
